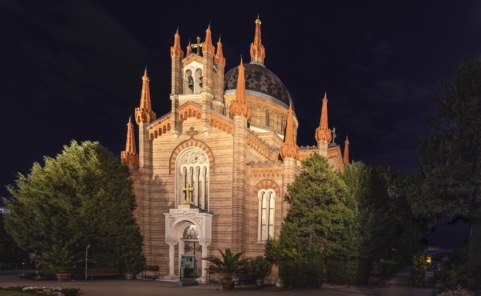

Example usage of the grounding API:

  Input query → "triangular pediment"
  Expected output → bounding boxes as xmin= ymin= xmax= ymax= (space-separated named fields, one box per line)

xmin=183 ymin=54 xmax=203 ymax=67
xmin=148 ymin=102 xmax=234 ymax=140
xmin=177 ymin=101 xmax=202 ymax=121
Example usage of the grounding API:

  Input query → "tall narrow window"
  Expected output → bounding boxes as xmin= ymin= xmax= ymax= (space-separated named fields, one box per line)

xmin=176 ymin=148 xmax=209 ymax=210
xmin=184 ymin=69 xmax=194 ymax=94
xmin=258 ymin=189 xmax=275 ymax=241
xmin=195 ymin=68 xmax=203 ymax=92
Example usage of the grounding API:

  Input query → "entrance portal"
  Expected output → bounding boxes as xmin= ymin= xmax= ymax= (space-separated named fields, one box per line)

xmin=182 ymin=225 xmax=203 ymax=278
xmin=164 ymin=204 xmax=213 ymax=282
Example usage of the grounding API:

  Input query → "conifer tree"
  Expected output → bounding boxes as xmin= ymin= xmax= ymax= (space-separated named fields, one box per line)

xmin=279 ymin=153 xmax=355 ymax=287
xmin=3 ymin=140 xmax=144 ymax=274
xmin=418 ymin=57 xmax=481 ymax=277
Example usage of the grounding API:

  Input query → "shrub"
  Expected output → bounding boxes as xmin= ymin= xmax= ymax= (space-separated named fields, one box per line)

xmin=279 ymin=252 xmax=324 ymax=289
xmin=411 ymin=254 xmax=428 ymax=286
xmin=247 ymin=256 xmax=272 ymax=284
xmin=443 ymin=268 xmax=459 ymax=288
xmin=203 ymin=248 xmax=248 ymax=281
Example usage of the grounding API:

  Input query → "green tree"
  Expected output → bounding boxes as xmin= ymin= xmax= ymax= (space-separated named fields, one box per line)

xmin=411 ymin=253 xmax=428 ymax=286
xmin=0 ymin=212 xmax=26 ymax=268
xmin=342 ymin=163 xmax=425 ymax=283
xmin=2 ymin=140 xmax=144 ymax=275
xmin=279 ymin=153 xmax=356 ymax=287
xmin=386 ymin=171 xmax=427 ymax=266
xmin=114 ymin=224 xmax=146 ymax=274
xmin=418 ymin=57 xmax=481 ymax=277
xmin=341 ymin=162 xmax=372 ymax=284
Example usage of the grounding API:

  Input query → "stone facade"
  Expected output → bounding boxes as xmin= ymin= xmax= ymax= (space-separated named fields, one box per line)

xmin=120 ymin=17 xmax=349 ymax=283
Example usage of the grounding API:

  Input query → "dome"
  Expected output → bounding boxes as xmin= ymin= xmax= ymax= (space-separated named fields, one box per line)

xmin=224 ymin=62 xmax=291 ymax=106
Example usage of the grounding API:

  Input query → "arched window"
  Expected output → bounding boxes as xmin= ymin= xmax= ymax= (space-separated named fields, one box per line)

xmin=195 ymin=68 xmax=203 ymax=93
xmin=184 ymin=69 xmax=194 ymax=94
xmin=258 ymin=189 xmax=275 ymax=242
xmin=176 ymin=148 xmax=209 ymax=210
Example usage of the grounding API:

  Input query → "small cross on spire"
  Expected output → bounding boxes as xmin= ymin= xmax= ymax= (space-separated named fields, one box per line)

xmin=191 ymin=36 xmax=202 ymax=55
xmin=332 ymin=127 xmax=337 ymax=144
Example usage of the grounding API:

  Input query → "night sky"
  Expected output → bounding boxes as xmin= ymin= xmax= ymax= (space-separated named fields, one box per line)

xmin=0 ymin=1 xmax=477 ymax=246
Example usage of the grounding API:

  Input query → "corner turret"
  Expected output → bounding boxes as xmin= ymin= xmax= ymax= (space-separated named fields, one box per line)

xmin=121 ymin=116 xmax=139 ymax=169
xmin=315 ymin=92 xmax=331 ymax=157
xmin=135 ymin=68 xmax=156 ymax=125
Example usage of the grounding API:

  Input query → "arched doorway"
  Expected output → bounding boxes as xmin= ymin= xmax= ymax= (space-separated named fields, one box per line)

xmin=164 ymin=205 xmax=212 ymax=283
xmin=182 ymin=224 xmax=203 ymax=279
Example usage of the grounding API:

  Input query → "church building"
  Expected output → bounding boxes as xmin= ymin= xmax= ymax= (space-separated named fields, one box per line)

xmin=120 ymin=16 xmax=349 ymax=283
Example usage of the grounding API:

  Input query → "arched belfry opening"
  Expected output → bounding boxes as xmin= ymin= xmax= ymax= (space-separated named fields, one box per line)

xmin=183 ymin=67 xmax=203 ymax=94
xmin=195 ymin=68 xmax=203 ymax=92
xmin=164 ymin=205 xmax=212 ymax=282
xmin=184 ymin=69 xmax=194 ymax=94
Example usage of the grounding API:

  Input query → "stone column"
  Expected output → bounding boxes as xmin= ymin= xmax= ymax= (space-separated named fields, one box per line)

xmin=166 ymin=239 xmax=178 ymax=279
xmin=198 ymin=240 xmax=211 ymax=283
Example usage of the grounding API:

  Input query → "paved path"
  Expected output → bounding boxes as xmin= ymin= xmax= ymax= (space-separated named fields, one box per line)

xmin=0 ymin=268 xmax=439 ymax=296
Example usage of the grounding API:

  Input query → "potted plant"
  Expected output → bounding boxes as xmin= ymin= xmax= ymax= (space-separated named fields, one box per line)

xmin=248 ymin=255 xmax=272 ymax=286
xmin=40 ymin=245 xmax=78 ymax=281
xmin=203 ymin=248 xmax=248 ymax=290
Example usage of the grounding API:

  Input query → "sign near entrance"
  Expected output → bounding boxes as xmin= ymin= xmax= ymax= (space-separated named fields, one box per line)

xmin=180 ymin=254 xmax=196 ymax=280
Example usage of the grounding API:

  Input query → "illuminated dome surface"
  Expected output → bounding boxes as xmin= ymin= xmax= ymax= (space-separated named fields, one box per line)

xmin=224 ymin=62 xmax=291 ymax=106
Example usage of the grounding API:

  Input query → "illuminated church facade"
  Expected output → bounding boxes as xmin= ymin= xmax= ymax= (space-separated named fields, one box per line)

xmin=120 ymin=17 xmax=349 ymax=283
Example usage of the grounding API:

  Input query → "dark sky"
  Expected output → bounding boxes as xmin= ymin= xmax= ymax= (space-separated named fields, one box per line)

xmin=0 ymin=1 xmax=479 ymax=245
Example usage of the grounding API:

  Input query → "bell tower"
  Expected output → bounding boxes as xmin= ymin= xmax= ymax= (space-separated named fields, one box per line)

xmin=169 ymin=24 xmax=226 ymax=137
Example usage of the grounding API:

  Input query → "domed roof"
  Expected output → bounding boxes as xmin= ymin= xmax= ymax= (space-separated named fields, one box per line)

xmin=224 ymin=62 xmax=291 ymax=106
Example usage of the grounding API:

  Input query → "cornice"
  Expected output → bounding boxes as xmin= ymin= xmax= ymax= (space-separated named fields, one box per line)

xmin=248 ymin=162 xmax=283 ymax=178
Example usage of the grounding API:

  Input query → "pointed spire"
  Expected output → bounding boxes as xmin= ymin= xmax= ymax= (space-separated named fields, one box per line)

xmin=202 ymin=24 xmax=215 ymax=54
xmin=235 ymin=57 xmax=246 ymax=104
xmin=320 ymin=92 xmax=328 ymax=130
xmin=280 ymin=102 xmax=299 ymax=160
xmin=121 ymin=116 xmax=139 ymax=168
xmin=229 ymin=57 xmax=251 ymax=119
xmin=140 ymin=68 xmax=151 ymax=111
xmin=186 ymin=40 xmax=192 ymax=56
xmin=214 ymin=37 xmax=226 ymax=66
xmin=315 ymin=92 xmax=332 ymax=143
xmin=343 ymin=136 xmax=350 ymax=165
xmin=124 ymin=116 xmax=137 ymax=154
xmin=170 ymin=28 xmax=184 ymax=58
xmin=250 ymin=15 xmax=265 ymax=64
xmin=284 ymin=102 xmax=295 ymax=145
xmin=135 ymin=68 xmax=156 ymax=124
